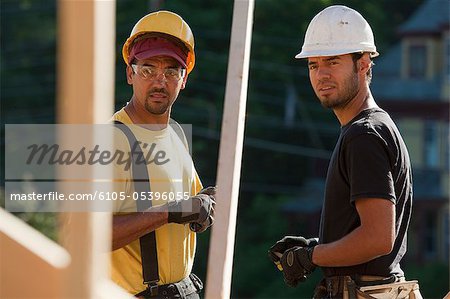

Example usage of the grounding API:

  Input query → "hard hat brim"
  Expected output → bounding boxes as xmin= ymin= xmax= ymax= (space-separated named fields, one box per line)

xmin=295 ymin=49 xmax=379 ymax=59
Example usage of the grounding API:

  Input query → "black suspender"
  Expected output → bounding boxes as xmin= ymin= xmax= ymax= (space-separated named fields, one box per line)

xmin=114 ymin=121 xmax=159 ymax=290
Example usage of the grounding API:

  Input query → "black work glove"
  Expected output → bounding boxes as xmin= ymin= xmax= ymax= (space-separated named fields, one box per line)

xmin=268 ymin=236 xmax=318 ymax=264
xmin=167 ymin=187 xmax=216 ymax=231
xmin=189 ymin=186 xmax=217 ymax=233
xmin=280 ymin=246 xmax=316 ymax=287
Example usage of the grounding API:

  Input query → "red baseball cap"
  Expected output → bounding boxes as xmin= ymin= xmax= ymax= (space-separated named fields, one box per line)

xmin=128 ymin=36 xmax=188 ymax=68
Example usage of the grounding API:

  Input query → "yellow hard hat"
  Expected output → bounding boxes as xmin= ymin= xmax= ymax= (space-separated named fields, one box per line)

xmin=122 ymin=11 xmax=195 ymax=74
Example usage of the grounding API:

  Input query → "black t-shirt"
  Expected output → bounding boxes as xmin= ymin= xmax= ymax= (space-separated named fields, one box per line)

xmin=320 ymin=108 xmax=412 ymax=277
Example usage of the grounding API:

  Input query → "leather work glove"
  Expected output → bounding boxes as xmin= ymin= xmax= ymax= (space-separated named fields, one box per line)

xmin=280 ymin=246 xmax=316 ymax=287
xmin=268 ymin=236 xmax=319 ymax=265
xmin=167 ymin=187 xmax=216 ymax=232
xmin=189 ymin=186 xmax=217 ymax=233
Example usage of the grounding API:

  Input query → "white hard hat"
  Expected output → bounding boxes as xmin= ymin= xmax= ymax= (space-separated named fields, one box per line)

xmin=295 ymin=5 xmax=379 ymax=59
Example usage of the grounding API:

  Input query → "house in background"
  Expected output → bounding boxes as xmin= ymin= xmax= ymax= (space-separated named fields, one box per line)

xmin=284 ymin=0 xmax=449 ymax=265
xmin=371 ymin=0 xmax=449 ymax=263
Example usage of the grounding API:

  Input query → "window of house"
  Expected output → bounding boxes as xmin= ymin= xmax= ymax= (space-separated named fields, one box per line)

xmin=444 ymin=124 xmax=449 ymax=172
xmin=443 ymin=211 xmax=449 ymax=261
xmin=424 ymin=120 xmax=439 ymax=168
xmin=408 ymin=44 xmax=427 ymax=78
xmin=425 ymin=211 xmax=437 ymax=259
xmin=445 ymin=35 xmax=450 ymax=79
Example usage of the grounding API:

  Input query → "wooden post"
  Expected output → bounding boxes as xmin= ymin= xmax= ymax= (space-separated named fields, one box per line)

xmin=56 ymin=1 xmax=127 ymax=298
xmin=57 ymin=0 xmax=115 ymax=124
xmin=205 ymin=1 xmax=254 ymax=298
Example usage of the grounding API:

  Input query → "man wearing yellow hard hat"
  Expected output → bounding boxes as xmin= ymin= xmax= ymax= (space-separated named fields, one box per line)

xmin=269 ymin=5 xmax=422 ymax=298
xmin=111 ymin=11 xmax=216 ymax=299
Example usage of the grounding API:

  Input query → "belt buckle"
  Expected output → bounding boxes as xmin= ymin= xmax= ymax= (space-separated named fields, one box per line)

xmin=145 ymin=280 xmax=159 ymax=297
xmin=325 ymin=276 xmax=347 ymax=298
xmin=189 ymin=273 xmax=203 ymax=291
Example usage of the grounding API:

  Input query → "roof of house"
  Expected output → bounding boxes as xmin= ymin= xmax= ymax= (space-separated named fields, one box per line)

xmin=371 ymin=0 xmax=448 ymax=102
xmin=398 ymin=0 xmax=449 ymax=35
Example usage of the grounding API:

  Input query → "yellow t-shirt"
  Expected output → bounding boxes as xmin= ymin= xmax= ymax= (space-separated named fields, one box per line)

xmin=111 ymin=108 xmax=202 ymax=294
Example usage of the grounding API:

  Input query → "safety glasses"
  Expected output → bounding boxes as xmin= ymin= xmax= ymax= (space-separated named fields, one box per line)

xmin=131 ymin=64 xmax=186 ymax=82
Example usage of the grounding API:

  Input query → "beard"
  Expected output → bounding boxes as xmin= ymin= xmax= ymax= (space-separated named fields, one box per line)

xmin=144 ymin=88 xmax=172 ymax=115
xmin=144 ymin=100 xmax=170 ymax=115
xmin=316 ymin=68 xmax=360 ymax=110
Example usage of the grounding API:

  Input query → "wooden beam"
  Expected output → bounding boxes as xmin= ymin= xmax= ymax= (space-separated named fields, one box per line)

xmin=0 ymin=208 xmax=70 ymax=298
xmin=56 ymin=1 xmax=129 ymax=298
xmin=204 ymin=1 xmax=254 ymax=298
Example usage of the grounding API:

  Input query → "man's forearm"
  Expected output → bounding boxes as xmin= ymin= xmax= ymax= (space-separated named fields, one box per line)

xmin=112 ymin=205 xmax=169 ymax=251
xmin=312 ymin=226 xmax=388 ymax=267
xmin=313 ymin=198 xmax=395 ymax=267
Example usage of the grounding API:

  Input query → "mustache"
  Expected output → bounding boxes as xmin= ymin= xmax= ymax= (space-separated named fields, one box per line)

xmin=316 ymin=80 xmax=336 ymax=89
xmin=148 ymin=88 xmax=169 ymax=96
xmin=317 ymin=78 xmax=333 ymax=84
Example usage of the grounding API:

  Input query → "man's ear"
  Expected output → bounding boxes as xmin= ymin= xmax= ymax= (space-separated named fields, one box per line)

xmin=359 ymin=53 xmax=371 ymax=74
xmin=126 ymin=65 xmax=133 ymax=85
xmin=180 ymin=73 xmax=189 ymax=89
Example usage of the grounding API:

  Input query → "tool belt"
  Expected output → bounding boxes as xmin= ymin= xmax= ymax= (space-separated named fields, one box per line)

xmin=313 ymin=275 xmax=421 ymax=299
xmin=135 ymin=273 xmax=203 ymax=299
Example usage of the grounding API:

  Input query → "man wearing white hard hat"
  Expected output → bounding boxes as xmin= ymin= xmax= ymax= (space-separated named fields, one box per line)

xmin=269 ymin=6 xmax=422 ymax=299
